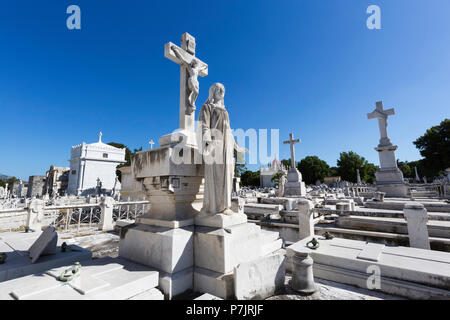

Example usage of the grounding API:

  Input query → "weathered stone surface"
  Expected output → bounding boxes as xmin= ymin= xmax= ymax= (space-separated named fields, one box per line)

xmin=403 ymin=203 xmax=431 ymax=250
xmin=234 ymin=250 xmax=285 ymax=300
xmin=195 ymin=213 xmax=247 ymax=228
xmin=119 ymin=223 xmax=193 ymax=274
xmin=28 ymin=226 xmax=58 ymax=264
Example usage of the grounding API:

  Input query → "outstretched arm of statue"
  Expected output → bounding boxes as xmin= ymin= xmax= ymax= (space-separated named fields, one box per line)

xmin=171 ymin=46 xmax=188 ymax=65
xmin=234 ymin=141 xmax=249 ymax=154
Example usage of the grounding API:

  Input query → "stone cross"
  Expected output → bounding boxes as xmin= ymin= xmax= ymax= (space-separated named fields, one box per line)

xmin=149 ymin=139 xmax=155 ymax=149
xmin=283 ymin=133 xmax=301 ymax=169
xmin=164 ymin=33 xmax=208 ymax=134
xmin=367 ymin=101 xmax=395 ymax=143
xmin=98 ymin=131 xmax=103 ymax=143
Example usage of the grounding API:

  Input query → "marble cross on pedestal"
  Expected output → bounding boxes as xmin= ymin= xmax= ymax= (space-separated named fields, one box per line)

xmin=283 ymin=133 xmax=301 ymax=169
xmin=367 ymin=101 xmax=395 ymax=143
xmin=164 ymin=33 xmax=208 ymax=134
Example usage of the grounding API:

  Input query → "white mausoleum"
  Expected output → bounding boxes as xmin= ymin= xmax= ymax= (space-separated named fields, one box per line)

xmin=67 ymin=133 xmax=126 ymax=196
xmin=260 ymin=158 xmax=285 ymax=188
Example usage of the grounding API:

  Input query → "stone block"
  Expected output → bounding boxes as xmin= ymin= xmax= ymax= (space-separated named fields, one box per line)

xmin=159 ymin=267 xmax=193 ymax=299
xmin=119 ymin=223 xmax=193 ymax=274
xmin=194 ymin=223 xmax=262 ymax=274
xmin=194 ymin=267 xmax=234 ymax=300
xmin=234 ymin=250 xmax=285 ymax=300
xmin=195 ymin=213 xmax=247 ymax=228
xmin=28 ymin=226 xmax=58 ymax=264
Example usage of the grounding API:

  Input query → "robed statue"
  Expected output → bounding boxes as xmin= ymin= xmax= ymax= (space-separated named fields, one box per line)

xmin=198 ymin=83 xmax=247 ymax=215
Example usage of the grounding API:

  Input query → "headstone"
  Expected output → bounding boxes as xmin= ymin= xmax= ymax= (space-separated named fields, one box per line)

xmin=403 ymin=203 xmax=431 ymax=250
xmin=234 ymin=250 xmax=285 ymax=300
xmin=298 ymin=199 xmax=314 ymax=240
xmin=28 ymin=226 xmax=58 ymax=264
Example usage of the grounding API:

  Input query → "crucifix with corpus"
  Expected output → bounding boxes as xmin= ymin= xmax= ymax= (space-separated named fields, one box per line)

xmin=367 ymin=101 xmax=395 ymax=146
xmin=283 ymin=133 xmax=301 ymax=169
xmin=164 ymin=33 xmax=208 ymax=138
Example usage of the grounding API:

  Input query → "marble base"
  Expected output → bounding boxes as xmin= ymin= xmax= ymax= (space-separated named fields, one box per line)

xmin=376 ymin=183 xmax=409 ymax=198
xmin=194 ymin=213 xmax=247 ymax=228
xmin=119 ymin=223 xmax=194 ymax=274
xmin=194 ymin=223 xmax=263 ymax=274
xmin=159 ymin=267 xmax=194 ymax=299
xmin=194 ymin=267 xmax=235 ymax=300
xmin=119 ymin=222 xmax=194 ymax=298
xmin=284 ymin=168 xmax=306 ymax=197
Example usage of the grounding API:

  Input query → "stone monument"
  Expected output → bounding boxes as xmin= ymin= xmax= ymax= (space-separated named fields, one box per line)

xmin=367 ymin=101 xmax=408 ymax=197
xmin=119 ymin=33 xmax=207 ymax=299
xmin=119 ymin=34 xmax=284 ymax=300
xmin=282 ymin=133 xmax=306 ymax=197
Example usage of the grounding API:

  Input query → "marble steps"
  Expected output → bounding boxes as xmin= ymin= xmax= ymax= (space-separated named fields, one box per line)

xmin=335 ymin=215 xmax=450 ymax=239
xmin=316 ymin=207 xmax=450 ymax=221
xmin=364 ymin=200 xmax=450 ymax=213
xmin=314 ymin=225 xmax=450 ymax=252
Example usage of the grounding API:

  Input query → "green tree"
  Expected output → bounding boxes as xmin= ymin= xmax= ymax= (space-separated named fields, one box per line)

xmin=281 ymin=159 xmax=291 ymax=169
xmin=337 ymin=151 xmax=377 ymax=183
xmin=413 ymin=119 xmax=450 ymax=178
xmin=297 ymin=156 xmax=331 ymax=185
xmin=234 ymin=150 xmax=246 ymax=177
xmin=363 ymin=162 xmax=379 ymax=184
xmin=271 ymin=171 xmax=283 ymax=187
xmin=107 ymin=142 xmax=142 ymax=181
xmin=397 ymin=160 xmax=412 ymax=178
xmin=240 ymin=170 xmax=260 ymax=187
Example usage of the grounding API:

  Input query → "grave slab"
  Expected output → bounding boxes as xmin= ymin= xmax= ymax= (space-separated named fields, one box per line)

xmin=0 ymin=257 xmax=159 ymax=300
xmin=287 ymin=237 xmax=450 ymax=299
xmin=0 ymin=231 xmax=91 ymax=283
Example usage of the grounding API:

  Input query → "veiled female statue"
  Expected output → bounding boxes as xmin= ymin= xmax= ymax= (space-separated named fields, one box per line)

xmin=198 ymin=83 xmax=247 ymax=215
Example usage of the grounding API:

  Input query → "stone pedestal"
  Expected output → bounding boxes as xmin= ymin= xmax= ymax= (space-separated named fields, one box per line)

xmin=193 ymin=213 xmax=283 ymax=299
xmin=284 ymin=168 xmax=306 ymax=197
xmin=289 ymin=250 xmax=316 ymax=294
xmin=403 ymin=203 xmax=431 ymax=250
xmin=118 ymin=145 xmax=204 ymax=299
xmin=374 ymin=145 xmax=408 ymax=197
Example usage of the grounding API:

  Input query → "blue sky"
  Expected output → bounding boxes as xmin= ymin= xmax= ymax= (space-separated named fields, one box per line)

xmin=0 ymin=0 xmax=449 ymax=180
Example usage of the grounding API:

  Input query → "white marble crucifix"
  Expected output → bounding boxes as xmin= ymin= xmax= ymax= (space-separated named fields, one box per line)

xmin=367 ymin=101 xmax=395 ymax=144
xmin=283 ymin=133 xmax=301 ymax=169
xmin=164 ymin=33 xmax=208 ymax=135
xmin=149 ymin=139 xmax=155 ymax=149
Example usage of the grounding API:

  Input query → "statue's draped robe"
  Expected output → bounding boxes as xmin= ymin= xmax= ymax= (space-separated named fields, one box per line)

xmin=199 ymin=102 xmax=235 ymax=214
